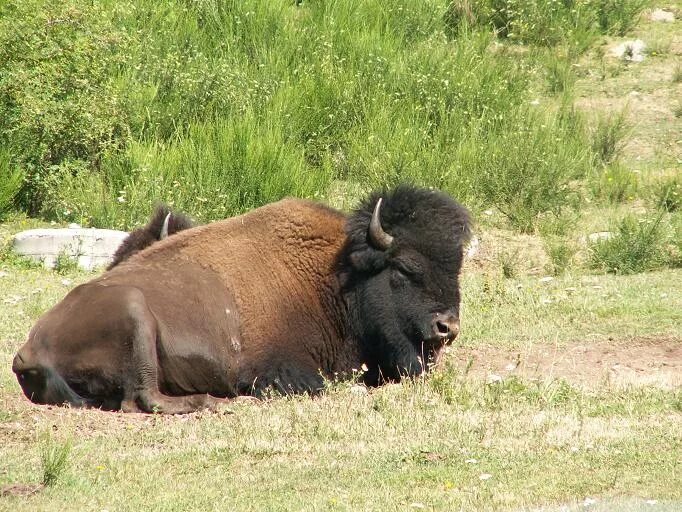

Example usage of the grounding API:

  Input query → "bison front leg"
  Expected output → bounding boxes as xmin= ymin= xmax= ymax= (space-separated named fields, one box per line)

xmin=120 ymin=287 xmax=227 ymax=414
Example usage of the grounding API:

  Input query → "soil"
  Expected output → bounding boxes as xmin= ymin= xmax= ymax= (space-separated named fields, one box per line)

xmin=448 ymin=335 xmax=682 ymax=388
xmin=0 ymin=483 xmax=44 ymax=497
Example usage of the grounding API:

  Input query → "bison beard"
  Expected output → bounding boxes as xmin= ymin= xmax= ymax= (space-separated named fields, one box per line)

xmin=12 ymin=186 xmax=470 ymax=413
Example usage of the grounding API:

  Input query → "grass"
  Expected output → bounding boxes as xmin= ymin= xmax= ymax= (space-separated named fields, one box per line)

xmin=589 ymin=162 xmax=638 ymax=204
xmin=0 ymin=0 xmax=649 ymax=231
xmin=673 ymin=63 xmax=682 ymax=84
xmin=1 ymin=0 xmax=681 ymax=509
xmin=651 ymin=175 xmax=681 ymax=213
xmin=1 ymin=382 xmax=680 ymax=511
xmin=1 ymin=235 xmax=681 ymax=509
xmin=40 ymin=434 xmax=71 ymax=487
xmin=590 ymin=109 xmax=630 ymax=166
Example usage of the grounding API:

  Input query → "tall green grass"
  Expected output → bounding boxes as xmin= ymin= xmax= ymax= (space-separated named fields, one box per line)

xmin=0 ymin=148 xmax=23 ymax=220
xmin=0 ymin=0 xmax=641 ymax=230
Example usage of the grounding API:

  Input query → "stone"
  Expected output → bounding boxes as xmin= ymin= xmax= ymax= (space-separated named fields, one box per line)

xmin=12 ymin=228 xmax=128 ymax=270
xmin=651 ymin=9 xmax=674 ymax=22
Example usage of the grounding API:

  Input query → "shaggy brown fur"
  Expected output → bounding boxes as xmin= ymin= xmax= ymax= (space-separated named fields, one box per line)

xmin=107 ymin=205 xmax=194 ymax=270
xmin=13 ymin=187 xmax=470 ymax=413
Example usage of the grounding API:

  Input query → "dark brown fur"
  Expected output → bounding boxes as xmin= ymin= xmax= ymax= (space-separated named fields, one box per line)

xmin=107 ymin=205 xmax=194 ymax=269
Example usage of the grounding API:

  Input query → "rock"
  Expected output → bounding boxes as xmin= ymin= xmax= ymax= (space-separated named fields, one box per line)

xmin=611 ymin=40 xmax=646 ymax=62
xmin=587 ymin=231 xmax=612 ymax=243
xmin=349 ymin=384 xmax=368 ymax=395
xmin=650 ymin=9 xmax=674 ymax=22
xmin=12 ymin=228 xmax=128 ymax=270
xmin=466 ymin=235 xmax=479 ymax=258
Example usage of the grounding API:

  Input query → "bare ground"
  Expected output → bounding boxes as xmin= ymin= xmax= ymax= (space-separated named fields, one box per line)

xmin=449 ymin=336 xmax=682 ymax=389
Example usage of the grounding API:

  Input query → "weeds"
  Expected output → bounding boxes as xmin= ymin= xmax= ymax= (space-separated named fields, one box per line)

xmin=595 ymin=0 xmax=647 ymax=37
xmin=497 ymin=249 xmax=520 ymax=278
xmin=544 ymin=237 xmax=576 ymax=275
xmin=646 ymin=35 xmax=671 ymax=57
xmin=589 ymin=213 xmax=668 ymax=274
xmin=0 ymin=148 xmax=23 ymax=220
xmin=651 ymin=175 xmax=681 ymax=213
xmin=40 ymin=433 xmax=71 ymax=487
xmin=545 ymin=56 xmax=576 ymax=95
xmin=0 ymin=242 xmax=43 ymax=270
xmin=589 ymin=162 xmax=638 ymax=204
xmin=591 ymin=110 xmax=629 ymax=165
xmin=0 ymin=0 xmax=610 ymax=232
xmin=53 ymin=250 xmax=79 ymax=275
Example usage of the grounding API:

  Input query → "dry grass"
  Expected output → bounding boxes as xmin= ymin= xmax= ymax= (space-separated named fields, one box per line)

xmin=1 ymin=257 xmax=681 ymax=510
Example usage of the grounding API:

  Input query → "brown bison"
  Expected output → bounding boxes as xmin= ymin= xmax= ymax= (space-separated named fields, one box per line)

xmin=12 ymin=186 xmax=470 ymax=413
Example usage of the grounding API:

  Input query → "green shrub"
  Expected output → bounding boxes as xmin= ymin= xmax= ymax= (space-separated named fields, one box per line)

xmin=651 ymin=175 xmax=681 ymax=213
xmin=0 ymin=147 xmax=23 ymax=219
xmin=591 ymin=110 xmax=629 ymax=165
xmin=497 ymin=248 xmax=520 ymax=278
xmin=53 ymin=250 xmax=80 ymax=275
xmin=589 ymin=214 xmax=668 ymax=274
xmin=0 ymin=0 xmax=604 ymax=233
xmin=447 ymin=0 xmax=645 ymax=48
xmin=589 ymin=162 xmax=638 ymax=204
xmin=40 ymin=434 xmax=72 ymax=487
xmin=463 ymin=107 xmax=590 ymax=232
xmin=671 ymin=213 xmax=682 ymax=268
xmin=44 ymin=116 xmax=330 ymax=228
xmin=545 ymin=55 xmax=576 ymax=95
xmin=544 ymin=236 xmax=577 ymax=275
xmin=0 ymin=0 xmax=131 ymax=213
xmin=595 ymin=0 xmax=647 ymax=37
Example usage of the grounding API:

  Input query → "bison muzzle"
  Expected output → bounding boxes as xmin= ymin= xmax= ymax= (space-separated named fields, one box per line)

xmin=13 ymin=185 xmax=471 ymax=413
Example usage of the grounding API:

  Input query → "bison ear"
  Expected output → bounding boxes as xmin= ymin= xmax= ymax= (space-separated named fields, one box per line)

xmin=349 ymin=248 xmax=388 ymax=272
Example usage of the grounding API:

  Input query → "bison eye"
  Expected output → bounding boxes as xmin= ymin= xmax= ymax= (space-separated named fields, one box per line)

xmin=393 ymin=261 xmax=423 ymax=282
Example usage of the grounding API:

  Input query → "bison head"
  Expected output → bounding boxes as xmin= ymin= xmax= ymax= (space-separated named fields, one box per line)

xmin=338 ymin=185 xmax=471 ymax=384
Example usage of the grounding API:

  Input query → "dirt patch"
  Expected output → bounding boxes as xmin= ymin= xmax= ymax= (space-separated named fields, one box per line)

xmin=449 ymin=336 xmax=682 ymax=388
xmin=0 ymin=483 xmax=44 ymax=497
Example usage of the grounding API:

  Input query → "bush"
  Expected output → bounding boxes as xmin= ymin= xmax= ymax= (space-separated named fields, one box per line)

xmin=651 ymin=175 xmax=681 ymax=213
xmin=544 ymin=236 xmax=577 ymax=275
xmin=446 ymin=0 xmax=646 ymax=48
xmin=589 ymin=162 xmax=638 ymax=204
xmin=595 ymin=0 xmax=647 ymax=37
xmin=0 ymin=147 xmax=23 ymax=219
xmin=1 ymin=0 xmax=606 ymax=233
xmin=0 ymin=0 xmax=130 ymax=213
xmin=589 ymin=214 xmax=668 ymax=274
xmin=464 ymin=106 xmax=590 ymax=233
xmin=591 ymin=110 xmax=629 ymax=165
xmin=44 ymin=117 xmax=329 ymax=228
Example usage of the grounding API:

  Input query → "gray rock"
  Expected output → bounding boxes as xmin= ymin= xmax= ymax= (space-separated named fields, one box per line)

xmin=12 ymin=228 xmax=128 ymax=270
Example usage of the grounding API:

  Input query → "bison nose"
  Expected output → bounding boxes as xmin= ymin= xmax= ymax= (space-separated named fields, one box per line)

xmin=431 ymin=313 xmax=460 ymax=343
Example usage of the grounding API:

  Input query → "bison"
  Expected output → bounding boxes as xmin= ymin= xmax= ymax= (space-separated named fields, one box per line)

xmin=12 ymin=186 xmax=471 ymax=413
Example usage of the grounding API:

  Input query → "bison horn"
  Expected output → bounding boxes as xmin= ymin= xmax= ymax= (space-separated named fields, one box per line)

xmin=160 ymin=213 xmax=171 ymax=240
xmin=369 ymin=198 xmax=394 ymax=250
